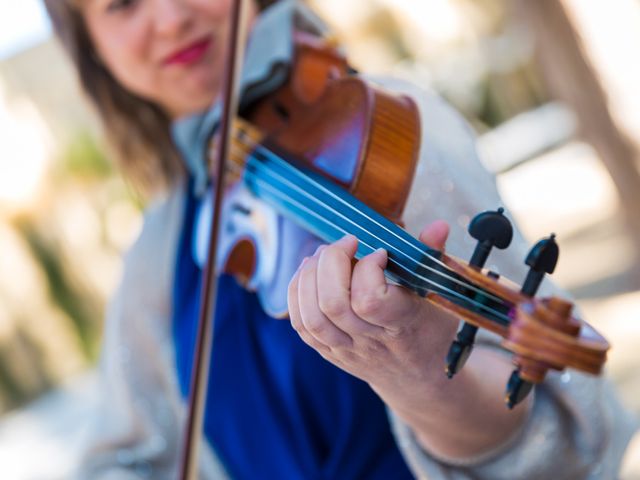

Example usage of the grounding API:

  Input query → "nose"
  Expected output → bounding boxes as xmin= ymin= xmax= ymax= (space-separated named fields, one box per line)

xmin=153 ymin=0 xmax=191 ymax=38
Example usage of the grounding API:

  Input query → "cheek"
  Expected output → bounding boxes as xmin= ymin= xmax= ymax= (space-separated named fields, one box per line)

xmin=189 ymin=0 xmax=234 ymax=19
xmin=86 ymin=13 xmax=157 ymax=100
xmin=189 ymin=0 xmax=258 ymax=26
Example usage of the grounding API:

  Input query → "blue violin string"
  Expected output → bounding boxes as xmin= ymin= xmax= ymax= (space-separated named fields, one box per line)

xmin=242 ymin=169 xmax=511 ymax=325
xmin=233 ymin=146 xmax=513 ymax=326
xmin=247 ymin=146 xmax=504 ymax=303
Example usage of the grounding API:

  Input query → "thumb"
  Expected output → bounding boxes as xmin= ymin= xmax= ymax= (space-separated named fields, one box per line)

xmin=418 ymin=220 xmax=450 ymax=251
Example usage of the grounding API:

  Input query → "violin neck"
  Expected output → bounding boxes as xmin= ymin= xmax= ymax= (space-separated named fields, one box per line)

xmin=242 ymin=145 xmax=513 ymax=328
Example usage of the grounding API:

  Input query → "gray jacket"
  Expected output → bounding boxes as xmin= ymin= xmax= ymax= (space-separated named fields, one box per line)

xmin=77 ymin=74 xmax=635 ymax=479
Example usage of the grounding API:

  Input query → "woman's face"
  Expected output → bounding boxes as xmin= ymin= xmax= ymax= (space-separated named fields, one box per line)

xmin=82 ymin=0 xmax=258 ymax=119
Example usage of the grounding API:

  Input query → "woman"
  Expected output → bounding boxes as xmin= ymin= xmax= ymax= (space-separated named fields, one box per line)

xmin=44 ymin=0 xmax=634 ymax=478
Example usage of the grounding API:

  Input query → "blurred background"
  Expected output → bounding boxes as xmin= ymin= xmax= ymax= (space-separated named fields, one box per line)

xmin=1 ymin=0 xmax=639 ymax=478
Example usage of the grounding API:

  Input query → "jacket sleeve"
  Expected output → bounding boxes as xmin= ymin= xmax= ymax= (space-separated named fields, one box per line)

xmin=373 ymin=76 xmax=637 ymax=480
xmin=75 ymin=184 xmax=228 ymax=480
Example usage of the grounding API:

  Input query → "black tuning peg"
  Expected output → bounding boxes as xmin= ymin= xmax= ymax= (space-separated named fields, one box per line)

xmin=504 ymin=235 xmax=560 ymax=409
xmin=445 ymin=271 xmax=500 ymax=378
xmin=446 ymin=208 xmax=513 ymax=380
xmin=521 ymin=234 xmax=559 ymax=297
xmin=505 ymin=369 xmax=534 ymax=409
xmin=468 ymin=208 xmax=514 ymax=269
xmin=445 ymin=323 xmax=478 ymax=378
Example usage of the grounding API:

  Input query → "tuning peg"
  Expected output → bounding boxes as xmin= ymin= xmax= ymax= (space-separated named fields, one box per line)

xmin=446 ymin=210 xmax=514 ymax=380
xmin=446 ymin=211 xmax=511 ymax=380
xmin=505 ymin=369 xmax=534 ymax=409
xmin=521 ymin=234 xmax=559 ymax=297
xmin=445 ymin=271 xmax=500 ymax=377
xmin=503 ymin=235 xmax=561 ymax=408
xmin=468 ymin=208 xmax=514 ymax=269
xmin=445 ymin=323 xmax=478 ymax=378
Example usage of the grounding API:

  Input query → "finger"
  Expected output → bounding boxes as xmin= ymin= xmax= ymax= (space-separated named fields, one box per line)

xmin=329 ymin=234 xmax=358 ymax=258
xmin=287 ymin=258 xmax=329 ymax=352
xmin=350 ymin=248 xmax=422 ymax=330
xmin=317 ymin=236 xmax=383 ymax=337
xmin=349 ymin=248 xmax=415 ymax=327
xmin=419 ymin=220 xmax=450 ymax=251
xmin=298 ymin=250 xmax=353 ymax=349
xmin=287 ymin=257 xmax=307 ymax=333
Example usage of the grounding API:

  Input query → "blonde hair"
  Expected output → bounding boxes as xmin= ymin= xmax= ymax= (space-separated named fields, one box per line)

xmin=44 ymin=0 xmax=277 ymax=194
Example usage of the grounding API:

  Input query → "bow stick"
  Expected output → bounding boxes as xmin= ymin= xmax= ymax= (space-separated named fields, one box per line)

xmin=178 ymin=1 xmax=249 ymax=478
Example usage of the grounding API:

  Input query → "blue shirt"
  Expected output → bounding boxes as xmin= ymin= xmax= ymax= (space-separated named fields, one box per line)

xmin=171 ymin=181 xmax=414 ymax=479
xmin=170 ymin=2 xmax=414 ymax=477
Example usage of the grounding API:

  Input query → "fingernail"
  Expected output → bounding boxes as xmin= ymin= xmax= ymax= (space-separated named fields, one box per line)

xmin=337 ymin=234 xmax=357 ymax=244
xmin=374 ymin=248 xmax=388 ymax=259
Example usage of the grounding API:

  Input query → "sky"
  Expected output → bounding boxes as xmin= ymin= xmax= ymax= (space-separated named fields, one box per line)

xmin=0 ymin=0 xmax=51 ymax=60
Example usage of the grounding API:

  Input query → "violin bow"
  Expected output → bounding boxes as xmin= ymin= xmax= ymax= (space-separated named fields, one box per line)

xmin=178 ymin=0 xmax=249 ymax=478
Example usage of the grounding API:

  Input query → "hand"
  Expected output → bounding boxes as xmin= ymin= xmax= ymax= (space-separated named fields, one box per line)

xmin=287 ymin=220 xmax=459 ymax=398
xmin=287 ymin=220 xmax=531 ymax=461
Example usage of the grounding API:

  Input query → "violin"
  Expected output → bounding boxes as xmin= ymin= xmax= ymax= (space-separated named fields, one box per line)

xmin=179 ymin=1 xmax=609 ymax=477
xmin=219 ymin=31 xmax=609 ymax=402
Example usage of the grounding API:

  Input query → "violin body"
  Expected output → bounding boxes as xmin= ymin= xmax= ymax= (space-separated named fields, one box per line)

xmin=216 ymin=34 xmax=421 ymax=282
xmin=249 ymin=50 xmax=421 ymax=224
xmin=197 ymin=47 xmax=421 ymax=314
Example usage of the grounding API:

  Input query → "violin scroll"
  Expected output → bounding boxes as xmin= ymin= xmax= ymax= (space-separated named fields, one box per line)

xmin=440 ymin=209 xmax=609 ymax=408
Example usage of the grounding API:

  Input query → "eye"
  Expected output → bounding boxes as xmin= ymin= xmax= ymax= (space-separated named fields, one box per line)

xmin=106 ymin=0 xmax=138 ymax=13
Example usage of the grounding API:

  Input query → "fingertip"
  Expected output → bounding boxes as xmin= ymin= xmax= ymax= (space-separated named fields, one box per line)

xmin=359 ymin=247 xmax=388 ymax=269
xmin=432 ymin=219 xmax=450 ymax=237
xmin=338 ymin=233 xmax=358 ymax=245
xmin=335 ymin=234 xmax=358 ymax=255
xmin=373 ymin=247 xmax=388 ymax=267
xmin=419 ymin=220 xmax=450 ymax=250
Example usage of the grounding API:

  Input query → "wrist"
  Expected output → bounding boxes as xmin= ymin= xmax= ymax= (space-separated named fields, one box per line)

xmin=368 ymin=312 xmax=464 ymax=415
xmin=375 ymin=346 xmax=532 ymax=461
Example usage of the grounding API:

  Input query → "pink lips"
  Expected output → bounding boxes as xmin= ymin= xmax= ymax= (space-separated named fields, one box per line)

xmin=164 ymin=37 xmax=212 ymax=67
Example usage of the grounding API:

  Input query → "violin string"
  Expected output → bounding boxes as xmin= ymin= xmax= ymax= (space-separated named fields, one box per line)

xmin=241 ymin=166 xmax=512 ymax=323
xmin=228 ymin=142 xmax=505 ymax=305
xmin=231 ymin=133 xmax=474 ymax=276
xmin=226 ymin=145 xmax=512 ymax=321
xmin=231 ymin=137 xmax=453 ymax=267
xmin=225 ymin=135 xmax=512 ymax=315
xmin=238 ymin=165 xmax=512 ymax=324
xmin=243 ymin=151 xmax=505 ymax=305
xmin=227 ymin=140 xmax=510 ymax=310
